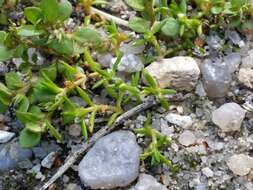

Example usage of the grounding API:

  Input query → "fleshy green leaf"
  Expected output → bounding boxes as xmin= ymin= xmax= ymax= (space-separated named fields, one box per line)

xmin=0 ymin=82 xmax=12 ymax=105
xmin=40 ymin=0 xmax=72 ymax=23
xmin=0 ymin=31 xmax=7 ymax=44
xmin=48 ymin=37 xmax=74 ymax=55
xmin=17 ymin=25 xmax=44 ymax=37
xmin=161 ymin=18 xmax=180 ymax=37
xmin=19 ymin=128 xmax=41 ymax=148
xmin=143 ymin=70 xmax=157 ymax=88
xmin=73 ymin=28 xmax=102 ymax=45
xmin=26 ymin=122 xmax=46 ymax=133
xmin=0 ymin=45 xmax=13 ymax=61
xmin=128 ymin=17 xmax=150 ymax=33
xmin=125 ymin=0 xmax=145 ymax=11
xmin=5 ymin=72 xmax=24 ymax=90
xmin=24 ymin=7 xmax=42 ymax=24
xmin=76 ymin=86 xmax=93 ymax=106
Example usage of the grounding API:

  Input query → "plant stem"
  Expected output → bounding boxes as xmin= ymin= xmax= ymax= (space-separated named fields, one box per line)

xmin=90 ymin=7 xmax=129 ymax=27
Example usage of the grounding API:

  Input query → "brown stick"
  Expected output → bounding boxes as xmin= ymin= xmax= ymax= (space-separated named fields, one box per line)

xmin=38 ymin=94 xmax=184 ymax=190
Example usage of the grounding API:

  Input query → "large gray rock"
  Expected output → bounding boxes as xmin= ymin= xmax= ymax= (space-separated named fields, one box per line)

xmin=130 ymin=174 xmax=168 ymax=190
xmin=144 ymin=57 xmax=200 ymax=91
xmin=0 ymin=141 xmax=32 ymax=171
xmin=212 ymin=103 xmax=245 ymax=132
xmin=78 ymin=130 xmax=141 ymax=189
xmin=200 ymin=59 xmax=232 ymax=98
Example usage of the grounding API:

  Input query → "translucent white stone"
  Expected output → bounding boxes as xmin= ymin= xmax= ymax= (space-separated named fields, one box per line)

xmin=227 ymin=154 xmax=253 ymax=176
xmin=165 ymin=113 xmax=193 ymax=128
xmin=200 ymin=59 xmax=232 ymax=98
xmin=111 ymin=54 xmax=144 ymax=73
xmin=130 ymin=174 xmax=167 ymax=190
xmin=212 ymin=103 xmax=245 ymax=132
xmin=0 ymin=130 xmax=15 ymax=143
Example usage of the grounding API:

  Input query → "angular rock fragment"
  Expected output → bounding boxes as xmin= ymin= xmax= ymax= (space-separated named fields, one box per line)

xmin=165 ymin=113 xmax=193 ymax=128
xmin=227 ymin=154 xmax=253 ymax=176
xmin=78 ymin=130 xmax=141 ymax=189
xmin=238 ymin=68 xmax=253 ymax=89
xmin=130 ymin=174 xmax=167 ymax=190
xmin=145 ymin=57 xmax=200 ymax=91
xmin=212 ymin=103 xmax=245 ymax=132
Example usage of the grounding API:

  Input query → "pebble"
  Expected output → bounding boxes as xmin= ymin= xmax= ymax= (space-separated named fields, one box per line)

xmin=41 ymin=152 xmax=57 ymax=169
xmin=65 ymin=183 xmax=82 ymax=190
xmin=130 ymin=173 xmax=167 ymax=190
xmin=165 ymin=113 xmax=193 ymax=128
xmin=97 ymin=53 xmax=113 ymax=68
xmin=0 ymin=141 xmax=32 ymax=171
xmin=200 ymin=59 xmax=232 ymax=98
xmin=212 ymin=103 xmax=246 ymax=132
xmin=0 ymin=62 xmax=8 ymax=76
xmin=178 ymin=130 xmax=196 ymax=146
xmin=144 ymin=57 xmax=200 ymax=91
xmin=238 ymin=68 xmax=253 ymax=89
xmin=201 ymin=167 xmax=214 ymax=177
xmin=227 ymin=154 xmax=253 ymax=176
xmin=0 ymin=130 xmax=15 ymax=143
xmin=78 ymin=130 xmax=141 ymax=189
xmin=111 ymin=54 xmax=144 ymax=73
xmin=68 ymin=124 xmax=81 ymax=137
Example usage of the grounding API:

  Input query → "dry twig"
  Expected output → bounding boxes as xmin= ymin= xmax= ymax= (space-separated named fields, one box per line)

xmin=38 ymin=94 xmax=184 ymax=190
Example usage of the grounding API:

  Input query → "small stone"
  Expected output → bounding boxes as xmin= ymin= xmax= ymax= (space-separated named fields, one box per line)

xmin=178 ymin=130 xmax=196 ymax=146
xmin=65 ymin=183 xmax=82 ymax=190
xmin=68 ymin=124 xmax=81 ymax=137
xmin=0 ymin=62 xmax=8 ymax=76
xmin=0 ymin=130 xmax=15 ymax=143
xmin=63 ymin=175 xmax=70 ymax=183
xmin=201 ymin=167 xmax=214 ymax=177
xmin=195 ymin=81 xmax=207 ymax=97
xmin=130 ymin=174 xmax=167 ymax=190
xmin=165 ymin=113 xmax=193 ymax=128
xmin=119 ymin=42 xmax=145 ymax=55
xmin=224 ymin=53 xmax=241 ymax=73
xmin=212 ymin=103 xmax=245 ymax=132
xmin=32 ymin=147 xmax=48 ymax=159
xmin=69 ymin=96 xmax=87 ymax=107
xmin=226 ymin=30 xmax=245 ymax=47
xmin=78 ymin=130 xmax=141 ymax=189
xmin=111 ymin=54 xmax=144 ymax=73
xmin=241 ymin=55 xmax=253 ymax=68
xmin=97 ymin=53 xmax=113 ymax=68
xmin=200 ymin=59 xmax=232 ymax=98
xmin=206 ymin=34 xmax=224 ymax=50
xmin=227 ymin=154 xmax=253 ymax=176
xmin=238 ymin=68 xmax=253 ymax=89
xmin=144 ymin=57 xmax=200 ymax=91
xmin=30 ymin=164 xmax=41 ymax=173
xmin=0 ymin=141 xmax=32 ymax=171
xmin=41 ymin=152 xmax=57 ymax=169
